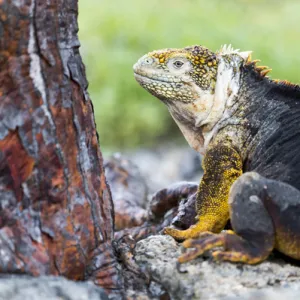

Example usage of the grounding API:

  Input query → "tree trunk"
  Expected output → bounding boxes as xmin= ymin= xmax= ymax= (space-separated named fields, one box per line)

xmin=0 ymin=0 xmax=121 ymax=294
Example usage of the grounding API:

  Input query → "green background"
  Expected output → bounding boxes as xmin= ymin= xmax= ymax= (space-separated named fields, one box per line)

xmin=78 ymin=0 xmax=300 ymax=151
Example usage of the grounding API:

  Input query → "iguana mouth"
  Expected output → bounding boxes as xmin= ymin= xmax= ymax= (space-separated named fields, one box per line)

xmin=134 ymin=72 xmax=177 ymax=84
xmin=134 ymin=71 xmax=198 ymax=104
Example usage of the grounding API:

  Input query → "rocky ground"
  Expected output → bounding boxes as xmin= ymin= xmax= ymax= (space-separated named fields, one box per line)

xmin=126 ymin=143 xmax=203 ymax=193
xmin=0 ymin=275 xmax=108 ymax=300
xmin=135 ymin=235 xmax=300 ymax=300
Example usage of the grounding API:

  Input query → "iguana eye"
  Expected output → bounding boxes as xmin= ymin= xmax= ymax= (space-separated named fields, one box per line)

xmin=173 ymin=61 xmax=184 ymax=68
xmin=144 ymin=57 xmax=154 ymax=65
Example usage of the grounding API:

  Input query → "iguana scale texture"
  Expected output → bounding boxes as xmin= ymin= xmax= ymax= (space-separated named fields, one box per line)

xmin=133 ymin=44 xmax=300 ymax=264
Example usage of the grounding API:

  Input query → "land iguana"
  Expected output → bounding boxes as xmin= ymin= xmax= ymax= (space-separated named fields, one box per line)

xmin=133 ymin=44 xmax=300 ymax=264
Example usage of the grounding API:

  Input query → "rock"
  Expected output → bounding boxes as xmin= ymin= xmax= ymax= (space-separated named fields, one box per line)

xmin=134 ymin=235 xmax=300 ymax=300
xmin=224 ymin=288 xmax=300 ymax=300
xmin=0 ymin=275 xmax=109 ymax=300
xmin=126 ymin=144 xmax=202 ymax=193
xmin=178 ymin=148 xmax=202 ymax=181
xmin=104 ymin=153 xmax=148 ymax=230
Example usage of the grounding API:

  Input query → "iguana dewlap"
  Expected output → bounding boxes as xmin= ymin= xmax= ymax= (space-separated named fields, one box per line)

xmin=133 ymin=44 xmax=300 ymax=264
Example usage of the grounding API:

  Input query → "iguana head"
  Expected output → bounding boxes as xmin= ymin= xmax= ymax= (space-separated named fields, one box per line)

xmin=133 ymin=45 xmax=251 ymax=153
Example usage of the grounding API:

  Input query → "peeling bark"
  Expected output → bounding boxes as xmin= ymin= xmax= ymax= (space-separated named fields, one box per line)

xmin=0 ymin=0 xmax=121 ymax=294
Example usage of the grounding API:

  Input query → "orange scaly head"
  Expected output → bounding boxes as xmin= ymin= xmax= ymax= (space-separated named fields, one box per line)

xmin=133 ymin=45 xmax=251 ymax=153
xmin=133 ymin=45 xmax=218 ymax=103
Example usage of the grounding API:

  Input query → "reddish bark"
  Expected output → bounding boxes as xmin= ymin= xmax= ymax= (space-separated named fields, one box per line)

xmin=0 ymin=0 xmax=121 ymax=294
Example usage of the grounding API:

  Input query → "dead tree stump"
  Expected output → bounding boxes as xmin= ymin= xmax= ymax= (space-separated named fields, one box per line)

xmin=0 ymin=0 xmax=121 ymax=294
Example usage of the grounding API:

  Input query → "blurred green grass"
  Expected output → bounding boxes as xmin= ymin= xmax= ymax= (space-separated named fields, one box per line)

xmin=78 ymin=0 xmax=300 ymax=151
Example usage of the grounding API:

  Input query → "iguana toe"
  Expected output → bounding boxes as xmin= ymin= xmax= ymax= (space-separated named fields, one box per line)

xmin=178 ymin=233 xmax=225 ymax=263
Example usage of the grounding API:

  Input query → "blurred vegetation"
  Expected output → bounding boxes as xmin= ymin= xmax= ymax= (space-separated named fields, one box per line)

xmin=78 ymin=0 xmax=300 ymax=151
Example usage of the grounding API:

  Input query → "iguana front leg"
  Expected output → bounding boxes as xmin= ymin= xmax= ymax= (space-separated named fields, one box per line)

xmin=164 ymin=142 xmax=243 ymax=240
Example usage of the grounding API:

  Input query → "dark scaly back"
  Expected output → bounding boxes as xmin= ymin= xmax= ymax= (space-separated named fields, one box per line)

xmin=239 ymin=62 xmax=300 ymax=190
